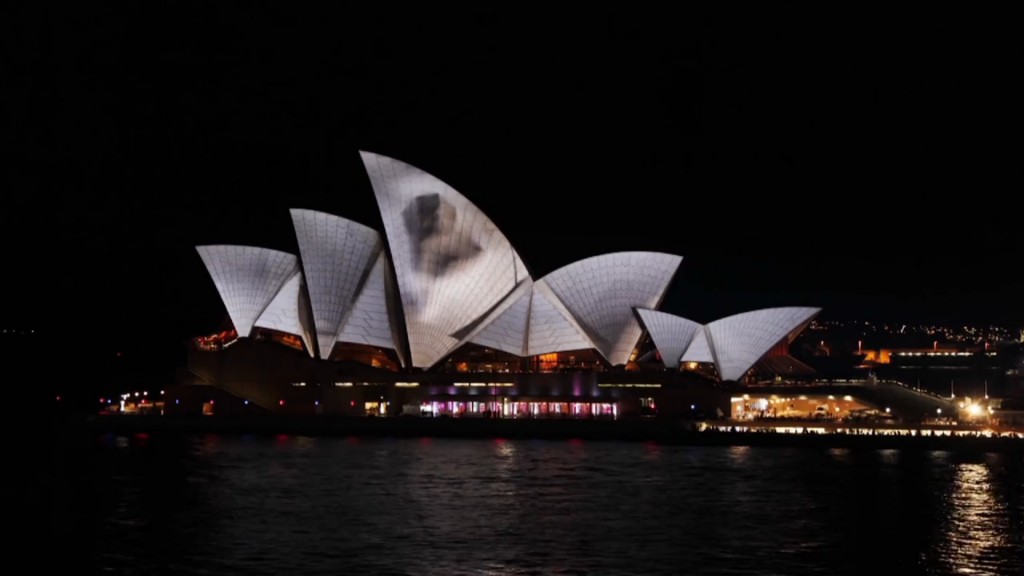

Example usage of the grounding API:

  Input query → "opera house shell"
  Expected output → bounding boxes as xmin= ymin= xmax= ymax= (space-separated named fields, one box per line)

xmin=184 ymin=151 xmax=821 ymax=416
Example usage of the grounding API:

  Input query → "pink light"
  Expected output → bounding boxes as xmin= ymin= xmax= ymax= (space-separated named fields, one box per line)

xmin=279 ymin=399 xmax=285 ymax=406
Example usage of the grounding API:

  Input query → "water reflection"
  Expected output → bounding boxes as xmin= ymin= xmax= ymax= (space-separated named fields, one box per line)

xmin=933 ymin=460 xmax=1015 ymax=574
xmin=827 ymin=447 xmax=850 ymax=462
xmin=49 ymin=433 xmax=1024 ymax=575
xmin=642 ymin=440 xmax=663 ymax=461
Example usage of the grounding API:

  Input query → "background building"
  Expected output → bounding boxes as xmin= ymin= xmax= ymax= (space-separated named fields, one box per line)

xmin=176 ymin=151 xmax=822 ymax=418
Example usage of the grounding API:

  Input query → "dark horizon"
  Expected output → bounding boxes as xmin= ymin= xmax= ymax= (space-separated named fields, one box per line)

xmin=6 ymin=5 xmax=1021 ymax=346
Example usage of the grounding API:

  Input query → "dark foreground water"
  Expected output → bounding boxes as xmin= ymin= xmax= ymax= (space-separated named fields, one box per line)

xmin=44 ymin=432 xmax=1023 ymax=575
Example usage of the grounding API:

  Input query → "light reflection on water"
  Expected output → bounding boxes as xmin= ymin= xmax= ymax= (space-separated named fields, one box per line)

xmin=47 ymin=433 xmax=1024 ymax=575
xmin=932 ymin=454 xmax=1018 ymax=575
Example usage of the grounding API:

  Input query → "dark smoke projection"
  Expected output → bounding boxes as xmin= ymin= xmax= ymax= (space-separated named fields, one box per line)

xmin=403 ymin=193 xmax=482 ymax=277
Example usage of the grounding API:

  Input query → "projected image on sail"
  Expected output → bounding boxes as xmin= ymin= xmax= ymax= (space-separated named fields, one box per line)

xmin=361 ymin=151 xmax=530 ymax=368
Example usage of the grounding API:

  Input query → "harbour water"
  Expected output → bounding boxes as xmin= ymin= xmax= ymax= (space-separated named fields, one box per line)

xmin=45 ymin=432 xmax=1024 ymax=575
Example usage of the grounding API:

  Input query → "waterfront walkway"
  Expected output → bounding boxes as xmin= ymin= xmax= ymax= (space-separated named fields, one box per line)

xmin=62 ymin=414 xmax=1024 ymax=453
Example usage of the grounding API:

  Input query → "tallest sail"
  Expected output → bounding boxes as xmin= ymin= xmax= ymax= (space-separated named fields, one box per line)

xmin=359 ymin=151 xmax=530 ymax=368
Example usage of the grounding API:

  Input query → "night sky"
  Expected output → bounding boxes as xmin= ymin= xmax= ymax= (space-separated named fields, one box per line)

xmin=6 ymin=5 xmax=1022 ymax=356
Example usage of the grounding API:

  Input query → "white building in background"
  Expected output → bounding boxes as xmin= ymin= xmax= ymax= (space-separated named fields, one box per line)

xmin=539 ymin=252 xmax=683 ymax=367
xmin=289 ymin=209 xmax=383 ymax=360
xmin=636 ymin=307 xmax=822 ymax=382
xmin=703 ymin=307 xmax=821 ymax=381
xmin=253 ymin=270 xmax=314 ymax=356
xmin=195 ymin=151 xmax=820 ymax=382
xmin=635 ymin=308 xmax=704 ymax=368
xmin=360 ymin=151 xmax=531 ymax=369
xmin=195 ymin=245 xmax=300 ymax=339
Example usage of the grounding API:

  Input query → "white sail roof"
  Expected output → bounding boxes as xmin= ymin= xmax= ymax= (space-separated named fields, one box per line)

xmin=253 ymin=271 xmax=315 ymax=356
xmin=635 ymin=308 xmax=703 ymax=368
xmin=526 ymin=281 xmax=596 ymax=356
xmin=335 ymin=250 xmax=396 ymax=352
xmin=290 ymin=209 xmax=382 ymax=359
xmin=467 ymin=279 xmax=599 ymax=357
xmin=680 ymin=327 xmax=715 ymax=363
xmin=705 ymin=307 xmax=821 ymax=382
xmin=196 ymin=245 xmax=299 ymax=338
xmin=467 ymin=281 xmax=533 ymax=356
xmin=540 ymin=252 xmax=683 ymax=366
xmin=360 ymin=151 xmax=530 ymax=368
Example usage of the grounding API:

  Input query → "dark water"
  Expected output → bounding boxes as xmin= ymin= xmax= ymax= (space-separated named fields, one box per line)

xmin=45 ymin=432 xmax=1024 ymax=575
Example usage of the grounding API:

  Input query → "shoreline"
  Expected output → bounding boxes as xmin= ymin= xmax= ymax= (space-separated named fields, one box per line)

xmin=55 ymin=414 xmax=1024 ymax=453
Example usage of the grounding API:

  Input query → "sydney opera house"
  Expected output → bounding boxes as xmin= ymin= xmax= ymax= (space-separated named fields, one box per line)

xmin=175 ymin=151 xmax=823 ymax=419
